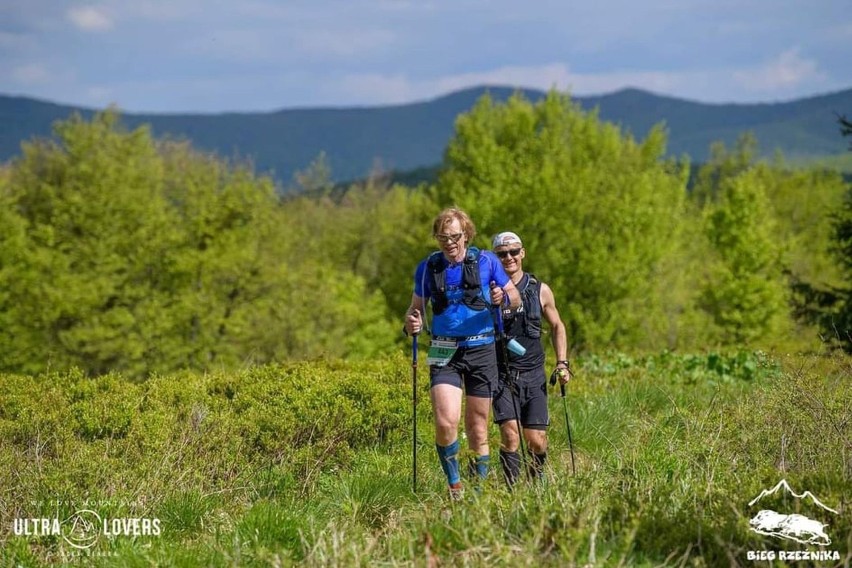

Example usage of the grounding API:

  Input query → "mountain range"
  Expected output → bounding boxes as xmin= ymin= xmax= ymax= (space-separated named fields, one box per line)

xmin=748 ymin=479 xmax=838 ymax=513
xmin=2 ymin=86 xmax=851 ymax=186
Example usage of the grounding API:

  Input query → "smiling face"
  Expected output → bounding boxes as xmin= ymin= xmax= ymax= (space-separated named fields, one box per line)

xmin=434 ymin=218 xmax=468 ymax=262
xmin=494 ymin=244 xmax=525 ymax=277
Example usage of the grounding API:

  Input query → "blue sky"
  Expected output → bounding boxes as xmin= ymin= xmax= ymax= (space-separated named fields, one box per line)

xmin=1 ymin=0 xmax=850 ymax=113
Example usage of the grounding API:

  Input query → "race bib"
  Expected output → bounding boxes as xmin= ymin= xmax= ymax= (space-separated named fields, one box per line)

xmin=427 ymin=339 xmax=458 ymax=367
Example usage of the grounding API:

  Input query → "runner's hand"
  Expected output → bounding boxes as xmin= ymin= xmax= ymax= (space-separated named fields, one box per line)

xmin=489 ymin=281 xmax=504 ymax=306
xmin=405 ymin=309 xmax=422 ymax=335
xmin=550 ymin=367 xmax=571 ymax=386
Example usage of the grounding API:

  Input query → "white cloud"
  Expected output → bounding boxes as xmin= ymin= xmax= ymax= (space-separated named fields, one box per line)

xmin=3 ymin=0 xmax=847 ymax=111
xmin=734 ymin=48 xmax=824 ymax=93
xmin=67 ymin=5 xmax=114 ymax=32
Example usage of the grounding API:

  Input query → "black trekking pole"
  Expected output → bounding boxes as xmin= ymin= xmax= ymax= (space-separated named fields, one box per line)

xmin=561 ymin=383 xmax=576 ymax=475
xmin=551 ymin=368 xmax=577 ymax=475
xmin=493 ymin=302 xmax=527 ymax=474
xmin=412 ymin=332 xmax=419 ymax=493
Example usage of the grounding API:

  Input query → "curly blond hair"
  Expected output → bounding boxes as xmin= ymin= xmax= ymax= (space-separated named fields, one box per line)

xmin=432 ymin=207 xmax=476 ymax=242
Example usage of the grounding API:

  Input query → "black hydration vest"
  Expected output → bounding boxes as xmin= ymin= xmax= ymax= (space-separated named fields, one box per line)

xmin=427 ymin=247 xmax=490 ymax=315
xmin=501 ymin=273 xmax=545 ymax=370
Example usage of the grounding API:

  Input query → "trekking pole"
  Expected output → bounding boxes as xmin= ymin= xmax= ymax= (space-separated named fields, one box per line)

xmin=559 ymin=377 xmax=577 ymax=475
xmin=492 ymin=298 xmax=527 ymax=472
xmin=412 ymin=332 xmax=419 ymax=493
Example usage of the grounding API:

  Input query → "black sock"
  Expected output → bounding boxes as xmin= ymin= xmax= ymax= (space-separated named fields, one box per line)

xmin=499 ymin=449 xmax=521 ymax=487
xmin=528 ymin=451 xmax=547 ymax=479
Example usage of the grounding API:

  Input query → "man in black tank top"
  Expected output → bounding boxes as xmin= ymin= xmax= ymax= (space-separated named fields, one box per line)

xmin=491 ymin=231 xmax=572 ymax=485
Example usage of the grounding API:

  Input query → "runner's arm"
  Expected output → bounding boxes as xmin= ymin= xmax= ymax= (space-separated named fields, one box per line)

xmin=541 ymin=282 xmax=570 ymax=379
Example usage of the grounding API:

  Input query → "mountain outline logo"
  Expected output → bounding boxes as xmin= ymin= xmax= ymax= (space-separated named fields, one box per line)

xmin=748 ymin=479 xmax=838 ymax=546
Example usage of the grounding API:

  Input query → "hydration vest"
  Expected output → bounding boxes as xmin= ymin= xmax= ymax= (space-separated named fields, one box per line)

xmin=517 ymin=273 xmax=542 ymax=339
xmin=502 ymin=273 xmax=545 ymax=369
xmin=427 ymin=247 xmax=490 ymax=315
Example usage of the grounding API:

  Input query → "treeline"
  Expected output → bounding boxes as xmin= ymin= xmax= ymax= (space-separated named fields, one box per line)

xmin=0 ymin=93 xmax=850 ymax=377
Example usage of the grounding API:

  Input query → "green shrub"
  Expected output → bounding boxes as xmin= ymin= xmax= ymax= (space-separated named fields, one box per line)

xmin=1 ymin=352 xmax=848 ymax=566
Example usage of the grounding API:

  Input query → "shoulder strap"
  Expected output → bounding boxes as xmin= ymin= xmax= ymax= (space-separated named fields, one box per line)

xmin=521 ymin=273 xmax=542 ymax=338
xmin=462 ymin=246 xmax=488 ymax=309
xmin=427 ymin=251 xmax=448 ymax=314
xmin=427 ymin=251 xmax=444 ymax=270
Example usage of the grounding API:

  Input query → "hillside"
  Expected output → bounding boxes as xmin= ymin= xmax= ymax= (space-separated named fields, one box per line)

xmin=2 ymin=86 xmax=851 ymax=185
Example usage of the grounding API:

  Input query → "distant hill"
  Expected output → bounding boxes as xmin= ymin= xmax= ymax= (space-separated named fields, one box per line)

xmin=2 ymin=86 xmax=851 ymax=186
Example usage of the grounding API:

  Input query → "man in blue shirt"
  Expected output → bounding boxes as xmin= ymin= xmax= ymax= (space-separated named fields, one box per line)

xmin=404 ymin=208 xmax=520 ymax=499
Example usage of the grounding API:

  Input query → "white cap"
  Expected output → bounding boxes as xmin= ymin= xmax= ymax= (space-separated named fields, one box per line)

xmin=492 ymin=231 xmax=523 ymax=249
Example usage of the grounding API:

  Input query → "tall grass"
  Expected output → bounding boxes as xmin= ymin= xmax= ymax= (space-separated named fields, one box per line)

xmin=0 ymin=351 xmax=849 ymax=566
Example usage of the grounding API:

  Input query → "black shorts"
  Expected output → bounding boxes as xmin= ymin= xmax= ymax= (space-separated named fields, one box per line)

xmin=492 ymin=366 xmax=549 ymax=429
xmin=430 ymin=343 xmax=498 ymax=398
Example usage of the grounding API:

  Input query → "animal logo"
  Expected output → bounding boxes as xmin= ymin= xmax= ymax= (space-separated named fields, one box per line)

xmin=748 ymin=480 xmax=838 ymax=546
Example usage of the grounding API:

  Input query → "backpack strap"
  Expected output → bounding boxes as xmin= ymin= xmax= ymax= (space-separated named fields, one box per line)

xmin=462 ymin=247 xmax=489 ymax=311
xmin=427 ymin=251 xmax=448 ymax=315
xmin=522 ymin=273 xmax=542 ymax=338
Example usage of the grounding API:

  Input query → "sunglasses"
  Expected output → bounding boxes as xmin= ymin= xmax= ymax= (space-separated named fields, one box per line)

xmin=435 ymin=232 xmax=464 ymax=244
xmin=496 ymin=248 xmax=522 ymax=259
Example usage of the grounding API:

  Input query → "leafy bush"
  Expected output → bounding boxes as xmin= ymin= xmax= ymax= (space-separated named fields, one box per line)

xmin=1 ymin=351 xmax=849 ymax=566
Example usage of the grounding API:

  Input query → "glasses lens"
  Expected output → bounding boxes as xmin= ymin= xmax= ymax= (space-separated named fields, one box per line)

xmin=436 ymin=233 xmax=463 ymax=244
xmin=497 ymin=248 xmax=522 ymax=259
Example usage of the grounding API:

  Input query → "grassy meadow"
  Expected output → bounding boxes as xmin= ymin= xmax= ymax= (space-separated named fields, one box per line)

xmin=1 ymin=350 xmax=850 ymax=567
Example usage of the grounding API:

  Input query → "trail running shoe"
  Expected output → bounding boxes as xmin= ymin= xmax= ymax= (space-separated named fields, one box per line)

xmin=449 ymin=482 xmax=463 ymax=501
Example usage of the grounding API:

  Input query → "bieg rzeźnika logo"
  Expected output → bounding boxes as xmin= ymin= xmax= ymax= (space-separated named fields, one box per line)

xmin=748 ymin=479 xmax=837 ymax=545
xmin=746 ymin=479 xmax=841 ymax=562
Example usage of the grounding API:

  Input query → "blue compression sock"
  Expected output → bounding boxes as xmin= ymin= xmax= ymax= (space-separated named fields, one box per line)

xmin=436 ymin=440 xmax=461 ymax=485
xmin=474 ymin=454 xmax=490 ymax=479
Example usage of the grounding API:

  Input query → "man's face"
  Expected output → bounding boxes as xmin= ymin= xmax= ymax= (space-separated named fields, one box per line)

xmin=495 ymin=244 xmax=524 ymax=276
xmin=435 ymin=218 xmax=467 ymax=260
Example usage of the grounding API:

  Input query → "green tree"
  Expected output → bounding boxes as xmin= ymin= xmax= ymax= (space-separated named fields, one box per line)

xmin=325 ymin=179 xmax=435 ymax=318
xmin=292 ymin=151 xmax=334 ymax=195
xmin=827 ymin=190 xmax=852 ymax=348
xmin=692 ymin=134 xmax=758 ymax=206
xmin=0 ymin=112 xmax=400 ymax=376
xmin=434 ymin=90 xmax=691 ymax=351
xmin=700 ymin=169 xmax=789 ymax=344
xmin=839 ymin=114 xmax=852 ymax=149
xmin=694 ymin=134 xmax=848 ymax=348
xmin=814 ymin=114 xmax=852 ymax=349
xmin=0 ymin=111 xmax=181 ymax=375
xmin=759 ymin=162 xmax=846 ymax=290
